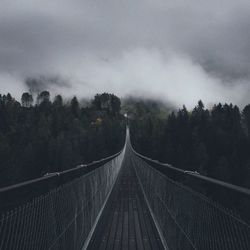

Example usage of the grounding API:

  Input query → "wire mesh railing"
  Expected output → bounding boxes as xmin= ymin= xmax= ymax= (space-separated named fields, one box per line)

xmin=0 ymin=148 xmax=125 ymax=250
xmin=131 ymin=147 xmax=250 ymax=250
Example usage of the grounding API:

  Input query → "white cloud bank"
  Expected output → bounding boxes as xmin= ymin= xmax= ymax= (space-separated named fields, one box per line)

xmin=41 ymin=49 xmax=249 ymax=108
xmin=1 ymin=0 xmax=250 ymax=108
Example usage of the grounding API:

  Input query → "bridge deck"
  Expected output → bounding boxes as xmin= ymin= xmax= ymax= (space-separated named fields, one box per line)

xmin=87 ymin=152 xmax=164 ymax=250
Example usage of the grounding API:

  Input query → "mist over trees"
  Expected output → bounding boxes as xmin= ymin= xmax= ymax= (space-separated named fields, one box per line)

xmin=0 ymin=92 xmax=125 ymax=187
xmin=130 ymin=100 xmax=250 ymax=189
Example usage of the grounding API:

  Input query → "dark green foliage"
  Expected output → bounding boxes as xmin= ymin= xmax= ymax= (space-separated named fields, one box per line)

xmin=0 ymin=92 xmax=125 ymax=187
xmin=130 ymin=100 xmax=250 ymax=188
xmin=92 ymin=93 xmax=121 ymax=115
xmin=53 ymin=95 xmax=63 ymax=107
xmin=70 ymin=96 xmax=80 ymax=118
xmin=37 ymin=91 xmax=50 ymax=104
xmin=21 ymin=92 xmax=33 ymax=107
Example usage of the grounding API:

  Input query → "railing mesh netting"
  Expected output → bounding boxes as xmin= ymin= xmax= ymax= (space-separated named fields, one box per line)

xmin=131 ymin=151 xmax=250 ymax=250
xmin=0 ymin=150 xmax=124 ymax=250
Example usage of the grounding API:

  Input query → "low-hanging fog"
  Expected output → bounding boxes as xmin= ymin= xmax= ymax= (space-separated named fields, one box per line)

xmin=1 ymin=0 xmax=250 ymax=108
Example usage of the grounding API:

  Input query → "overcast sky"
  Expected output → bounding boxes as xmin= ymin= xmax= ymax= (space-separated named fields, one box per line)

xmin=1 ymin=0 xmax=250 ymax=108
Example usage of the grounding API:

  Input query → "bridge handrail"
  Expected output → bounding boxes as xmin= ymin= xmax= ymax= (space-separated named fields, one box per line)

xmin=0 ymin=149 xmax=123 ymax=212
xmin=131 ymin=145 xmax=250 ymax=198
xmin=0 ymin=145 xmax=125 ymax=250
xmin=130 ymin=144 xmax=250 ymax=249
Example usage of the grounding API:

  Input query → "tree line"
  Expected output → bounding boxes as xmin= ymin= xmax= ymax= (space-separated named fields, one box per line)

xmin=0 ymin=92 xmax=125 ymax=187
xmin=130 ymin=100 xmax=250 ymax=189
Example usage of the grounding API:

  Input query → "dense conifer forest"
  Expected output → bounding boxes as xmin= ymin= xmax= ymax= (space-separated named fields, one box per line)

xmin=1 ymin=91 xmax=250 ymax=192
xmin=0 ymin=92 xmax=125 ymax=187
xmin=130 ymin=100 xmax=250 ymax=189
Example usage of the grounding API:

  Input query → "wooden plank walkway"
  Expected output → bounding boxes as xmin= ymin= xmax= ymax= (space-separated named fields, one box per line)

xmin=87 ymin=152 xmax=164 ymax=250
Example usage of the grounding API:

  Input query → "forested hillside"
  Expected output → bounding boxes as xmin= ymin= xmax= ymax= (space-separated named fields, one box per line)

xmin=121 ymin=97 xmax=173 ymax=119
xmin=0 ymin=92 xmax=125 ymax=187
xmin=130 ymin=100 xmax=250 ymax=188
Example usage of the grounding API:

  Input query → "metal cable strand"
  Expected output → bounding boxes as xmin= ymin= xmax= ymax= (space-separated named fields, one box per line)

xmin=0 ymin=149 xmax=125 ymax=250
xmin=131 ymin=152 xmax=250 ymax=250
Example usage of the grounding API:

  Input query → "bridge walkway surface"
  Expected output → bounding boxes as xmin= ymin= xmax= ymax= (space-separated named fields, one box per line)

xmin=87 ymin=149 xmax=164 ymax=250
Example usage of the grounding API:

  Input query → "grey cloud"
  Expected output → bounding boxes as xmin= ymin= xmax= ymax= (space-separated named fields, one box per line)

xmin=0 ymin=0 xmax=250 ymax=107
xmin=25 ymin=76 xmax=70 ymax=93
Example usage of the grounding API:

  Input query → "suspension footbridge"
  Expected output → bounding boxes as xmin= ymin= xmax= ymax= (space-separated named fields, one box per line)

xmin=0 ymin=128 xmax=250 ymax=249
